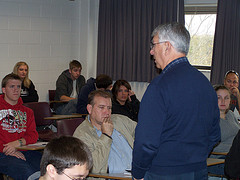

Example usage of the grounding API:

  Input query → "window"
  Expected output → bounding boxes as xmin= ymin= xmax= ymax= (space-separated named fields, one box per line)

xmin=185 ymin=5 xmax=217 ymax=69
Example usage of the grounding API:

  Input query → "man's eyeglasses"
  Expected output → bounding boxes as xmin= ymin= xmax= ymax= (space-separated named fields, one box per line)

xmin=150 ymin=41 xmax=166 ymax=50
xmin=62 ymin=171 xmax=86 ymax=180
xmin=225 ymin=70 xmax=239 ymax=78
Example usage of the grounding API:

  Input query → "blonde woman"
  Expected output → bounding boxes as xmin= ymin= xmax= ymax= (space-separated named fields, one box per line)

xmin=13 ymin=61 xmax=39 ymax=103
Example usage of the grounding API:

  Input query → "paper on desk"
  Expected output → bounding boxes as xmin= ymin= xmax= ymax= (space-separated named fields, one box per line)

xmin=124 ymin=172 xmax=131 ymax=175
xmin=31 ymin=142 xmax=48 ymax=146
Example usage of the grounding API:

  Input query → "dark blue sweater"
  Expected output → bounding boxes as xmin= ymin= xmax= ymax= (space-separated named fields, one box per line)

xmin=132 ymin=57 xmax=221 ymax=178
xmin=76 ymin=77 xmax=96 ymax=114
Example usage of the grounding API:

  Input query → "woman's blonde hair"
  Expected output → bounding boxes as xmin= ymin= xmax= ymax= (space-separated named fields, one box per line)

xmin=13 ymin=61 xmax=31 ymax=88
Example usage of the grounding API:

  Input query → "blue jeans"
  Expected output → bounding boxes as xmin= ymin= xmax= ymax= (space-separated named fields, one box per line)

xmin=55 ymin=99 xmax=77 ymax=115
xmin=144 ymin=168 xmax=208 ymax=180
xmin=0 ymin=151 xmax=42 ymax=180
xmin=207 ymin=155 xmax=225 ymax=176
xmin=207 ymin=164 xmax=224 ymax=175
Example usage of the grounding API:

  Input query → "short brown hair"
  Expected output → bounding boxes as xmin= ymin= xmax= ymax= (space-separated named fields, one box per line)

xmin=96 ymin=74 xmax=112 ymax=89
xmin=2 ymin=73 xmax=22 ymax=88
xmin=40 ymin=136 xmax=93 ymax=176
xmin=214 ymin=84 xmax=231 ymax=95
xmin=88 ymin=90 xmax=112 ymax=106
xmin=69 ymin=60 xmax=82 ymax=70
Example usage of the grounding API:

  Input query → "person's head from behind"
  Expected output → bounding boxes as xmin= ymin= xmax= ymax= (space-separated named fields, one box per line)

xmin=40 ymin=136 xmax=93 ymax=180
xmin=224 ymin=70 xmax=239 ymax=91
xmin=150 ymin=22 xmax=190 ymax=69
xmin=13 ymin=61 xmax=29 ymax=80
xmin=2 ymin=73 xmax=22 ymax=105
xmin=87 ymin=90 xmax=112 ymax=129
xmin=112 ymin=79 xmax=131 ymax=105
xmin=96 ymin=74 xmax=113 ymax=91
xmin=214 ymin=85 xmax=231 ymax=114
xmin=69 ymin=60 xmax=82 ymax=80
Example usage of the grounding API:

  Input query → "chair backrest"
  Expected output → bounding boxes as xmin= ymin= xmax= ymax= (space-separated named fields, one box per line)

xmin=23 ymin=102 xmax=53 ymax=126
xmin=48 ymin=90 xmax=56 ymax=110
xmin=56 ymin=118 xmax=85 ymax=137
xmin=48 ymin=90 xmax=56 ymax=102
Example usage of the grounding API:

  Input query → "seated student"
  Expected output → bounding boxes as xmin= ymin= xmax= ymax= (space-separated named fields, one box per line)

xmin=55 ymin=60 xmax=85 ymax=115
xmin=74 ymin=90 xmax=137 ymax=173
xmin=38 ymin=136 xmax=93 ymax=180
xmin=0 ymin=73 xmax=42 ymax=179
xmin=224 ymin=70 xmax=240 ymax=113
xmin=13 ymin=61 xmax=39 ymax=103
xmin=208 ymin=85 xmax=240 ymax=176
xmin=112 ymin=79 xmax=140 ymax=122
xmin=76 ymin=74 xmax=112 ymax=114
xmin=224 ymin=129 xmax=240 ymax=179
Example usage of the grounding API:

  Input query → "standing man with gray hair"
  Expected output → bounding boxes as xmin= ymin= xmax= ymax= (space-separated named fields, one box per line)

xmin=132 ymin=22 xmax=221 ymax=180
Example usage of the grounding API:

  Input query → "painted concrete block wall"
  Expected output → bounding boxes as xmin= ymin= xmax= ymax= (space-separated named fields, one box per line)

xmin=0 ymin=0 xmax=99 ymax=101
xmin=0 ymin=0 xmax=211 ymax=102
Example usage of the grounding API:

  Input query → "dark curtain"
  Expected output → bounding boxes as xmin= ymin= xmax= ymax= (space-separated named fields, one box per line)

xmin=97 ymin=0 xmax=184 ymax=82
xmin=210 ymin=0 xmax=240 ymax=84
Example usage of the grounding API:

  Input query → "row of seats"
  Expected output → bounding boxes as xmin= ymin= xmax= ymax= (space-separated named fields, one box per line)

xmin=23 ymin=101 xmax=84 ymax=141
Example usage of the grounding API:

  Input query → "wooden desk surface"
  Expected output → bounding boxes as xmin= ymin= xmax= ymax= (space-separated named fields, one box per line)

xmin=49 ymin=100 xmax=68 ymax=104
xmin=88 ymin=158 xmax=224 ymax=179
xmin=211 ymin=151 xmax=228 ymax=156
xmin=88 ymin=173 xmax=132 ymax=180
xmin=16 ymin=142 xmax=47 ymax=150
xmin=44 ymin=114 xmax=86 ymax=120
xmin=207 ymin=158 xmax=225 ymax=166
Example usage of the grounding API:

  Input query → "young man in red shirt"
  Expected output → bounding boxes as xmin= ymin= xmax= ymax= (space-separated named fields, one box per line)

xmin=0 ymin=73 xmax=42 ymax=179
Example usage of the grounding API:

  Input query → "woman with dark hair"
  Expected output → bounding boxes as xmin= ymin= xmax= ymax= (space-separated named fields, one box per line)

xmin=112 ymin=79 xmax=140 ymax=122
xmin=13 ymin=61 xmax=39 ymax=103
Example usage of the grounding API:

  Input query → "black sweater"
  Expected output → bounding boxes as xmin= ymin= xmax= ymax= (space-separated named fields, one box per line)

xmin=112 ymin=94 xmax=140 ymax=122
xmin=21 ymin=81 xmax=39 ymax=103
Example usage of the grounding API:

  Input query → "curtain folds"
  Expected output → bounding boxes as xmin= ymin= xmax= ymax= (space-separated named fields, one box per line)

xmin=97 ymin=0 xmax=184 ymax=82
xmin=210 ymin=0 xmax=240 ymax=84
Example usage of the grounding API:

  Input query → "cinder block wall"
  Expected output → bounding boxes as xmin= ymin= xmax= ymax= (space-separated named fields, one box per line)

xmin=0 ymin=0 xmax=99 ymax=101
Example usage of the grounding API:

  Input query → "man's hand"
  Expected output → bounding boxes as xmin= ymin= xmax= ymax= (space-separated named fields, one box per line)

xmin=128 ymin=90 xmax=135 ymax=102
xmin=3 ymin=140 xmax=19 ymax=156
xmin=60 ymin=95 xmax=75 ymax=102
xmin=231 ymin=87 xmax=240 ymax=98
xmin=3 ymin=141 xmax=26 ymax=161
xmin=8 ymin=151 xmax=26 ymax=161
xmin=101 ymin=117 xmax=114 ymax=136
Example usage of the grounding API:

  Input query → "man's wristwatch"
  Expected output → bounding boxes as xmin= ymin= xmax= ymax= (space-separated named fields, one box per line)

xmin=102 ymin=133 xmax=112 ymax=139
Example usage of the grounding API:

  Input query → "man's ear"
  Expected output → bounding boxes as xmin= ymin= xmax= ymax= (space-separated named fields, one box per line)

xmin=69 ymin=69 xmax=72 ymax=74
xmin=163 ymin=41 xmax=172 ymax=55
xmin=46 ymin=164 xmax=57 ymax=178
xmin=106 ymin=85 xmax=113 ymax=91
xmin=2 ymin=88 xmax=5 ymax=94
xmin=87 ymin=104 xmax=92 ymax=114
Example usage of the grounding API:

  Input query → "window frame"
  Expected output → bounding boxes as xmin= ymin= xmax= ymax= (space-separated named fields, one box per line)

xmin=184 ymin=4 xmax=217 ymax=70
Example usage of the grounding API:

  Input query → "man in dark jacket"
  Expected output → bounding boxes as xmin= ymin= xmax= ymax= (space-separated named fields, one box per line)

xmin=224 ymin=129 xmax=240 ymax=179
xmin=132 ymin=23 xmax=221 ymax=180
xmin=76 ymin=74 xmax=112 ymax=114
xmin=55 ymin=60 xmax=85 ymax=115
